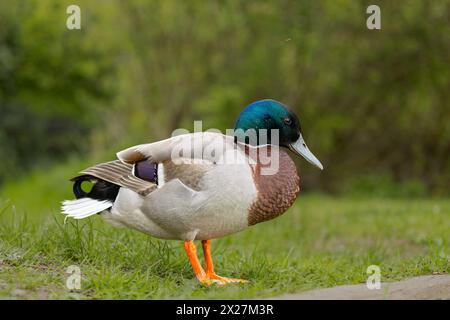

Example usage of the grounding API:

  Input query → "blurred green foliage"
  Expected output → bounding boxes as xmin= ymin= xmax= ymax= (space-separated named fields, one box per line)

xmin=0 ymin=0 xmax=449 ymax=195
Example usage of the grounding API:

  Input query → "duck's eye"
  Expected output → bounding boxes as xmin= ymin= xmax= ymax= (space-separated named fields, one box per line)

xmin=284 ymin=117 xmax=292 ymax=125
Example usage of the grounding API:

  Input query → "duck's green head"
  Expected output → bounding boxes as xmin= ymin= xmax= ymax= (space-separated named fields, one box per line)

xmin=234 ymin=99 xmax=323 ymax=170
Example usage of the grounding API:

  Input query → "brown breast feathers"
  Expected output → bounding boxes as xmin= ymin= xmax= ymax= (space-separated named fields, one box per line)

xmin=246 ymin=146 xmax=300 ymax=226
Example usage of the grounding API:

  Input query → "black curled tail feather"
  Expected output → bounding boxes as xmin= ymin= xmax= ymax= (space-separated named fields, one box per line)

xmin=71 ymin=175 xmax=120 ymax=202
xmin=73 ymin=175 xmax=90 ymax=199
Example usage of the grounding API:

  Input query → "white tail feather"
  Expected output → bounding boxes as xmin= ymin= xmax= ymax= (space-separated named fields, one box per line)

xmin=61 ymin=198 xmax=113 ymax=219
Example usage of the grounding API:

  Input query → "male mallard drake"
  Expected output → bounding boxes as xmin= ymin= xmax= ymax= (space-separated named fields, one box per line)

xmin=62 ymin=99 xmax=323 ymax=285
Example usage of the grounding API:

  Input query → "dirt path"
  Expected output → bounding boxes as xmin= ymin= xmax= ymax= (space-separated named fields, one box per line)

xmin=272 ymin=275 xmax=450 ymax=300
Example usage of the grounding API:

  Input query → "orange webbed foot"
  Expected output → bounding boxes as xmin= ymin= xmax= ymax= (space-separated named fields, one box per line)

xmin=183 ymin=240 xmax=249 ymax=286
xmin=206 ymin=273 xmax=249 ymax=285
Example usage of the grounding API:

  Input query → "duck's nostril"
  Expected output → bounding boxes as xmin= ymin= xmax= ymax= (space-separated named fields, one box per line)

xmin=302 ymin=143 xmax=306 ymax=148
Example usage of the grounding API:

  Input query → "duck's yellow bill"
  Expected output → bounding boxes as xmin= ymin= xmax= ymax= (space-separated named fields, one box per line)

xmin=289 ymin=134 xmax=324 ymax=170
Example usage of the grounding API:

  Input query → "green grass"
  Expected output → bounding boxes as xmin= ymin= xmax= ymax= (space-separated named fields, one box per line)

xmin=0 ymin=162 xmax=449 ymax=299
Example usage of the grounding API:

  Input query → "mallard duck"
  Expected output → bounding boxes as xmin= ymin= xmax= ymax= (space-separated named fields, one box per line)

xmin=62 ymin=99 xmax=323 ymax=285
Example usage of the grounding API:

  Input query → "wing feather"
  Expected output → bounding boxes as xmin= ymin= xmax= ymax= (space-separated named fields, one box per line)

xmin=74 ymin=160 xmax=156 ymax=196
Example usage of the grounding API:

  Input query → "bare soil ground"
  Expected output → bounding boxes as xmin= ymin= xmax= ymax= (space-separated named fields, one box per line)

xmin=273 ymin=275 xmax=450 ymax=300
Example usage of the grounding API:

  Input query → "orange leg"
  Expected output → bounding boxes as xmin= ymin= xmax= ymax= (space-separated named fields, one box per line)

xmin=201 ymin=240 xmax=248 ymax=285
xmin=184 ymin=240 xmax=210 ymax=285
